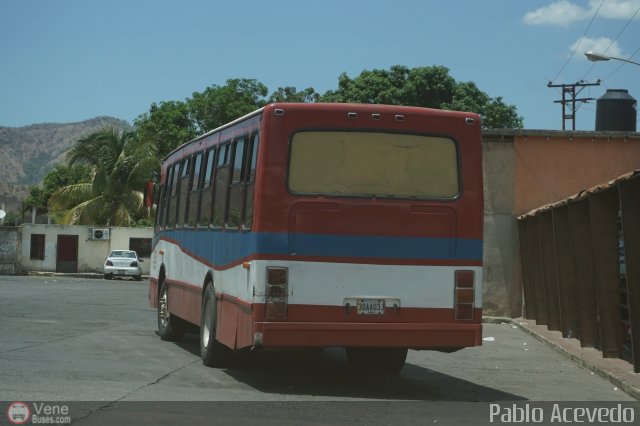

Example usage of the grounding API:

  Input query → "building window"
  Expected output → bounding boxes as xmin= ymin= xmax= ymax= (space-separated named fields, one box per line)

xmin=129 ymin=238 xmax=152 ymax=258
xmin=30 ymin=234 xmax=45 ymax=260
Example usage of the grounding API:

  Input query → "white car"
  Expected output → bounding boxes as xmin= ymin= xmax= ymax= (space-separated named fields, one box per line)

xmin=104 ymin=250 xmax=143 ymax=281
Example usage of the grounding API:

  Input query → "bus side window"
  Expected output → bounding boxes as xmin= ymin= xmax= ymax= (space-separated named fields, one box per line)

xmin=188 ymin=152 xmax=203 ymax=227
xmin=156 ymin=183 xmax=166 ymax=229
xmin=177 ymin=157 xmax=191 ymax=227
xmin=227 ymin=137 xmax=247 ymax=229
xmin=156 ymin=167 xmax=170 ymax=229
xmin=212 ymin=143 xmax=231 ymax=228
xmin=242 ymin=133 xmax=259 ymax=230
xmin=199 ymin=147 xmax=216 ymax=226
xmin=167 ymin=162 xmax=180 ymax=228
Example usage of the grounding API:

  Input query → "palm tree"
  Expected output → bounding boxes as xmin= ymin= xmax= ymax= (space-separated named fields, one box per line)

xmin=49 ymin=128 xmax=159 ymax=226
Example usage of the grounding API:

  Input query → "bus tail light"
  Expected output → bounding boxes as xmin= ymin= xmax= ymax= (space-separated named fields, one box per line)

xmin=455 ymin=270 xmax=475 ymax=320
xmin=266 ymin=267 xmax=288 ymax=319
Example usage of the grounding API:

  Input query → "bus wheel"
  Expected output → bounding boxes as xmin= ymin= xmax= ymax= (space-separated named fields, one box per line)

xmin=157 ymin=280 xmax=184 ymax=341
xmin=345 ymin=348 xmax=407 ymax=374
xmin=200 ymin=284 xmax=231 ymax=367
xmin=375 ymin=348 xmax=408 ymax=374
xmin=345 ymin=348 xmax=378 ymax=372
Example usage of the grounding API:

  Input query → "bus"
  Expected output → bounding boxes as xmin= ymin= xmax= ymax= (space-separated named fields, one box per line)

xmin=149 ymin=102 xmax=483 ymax=373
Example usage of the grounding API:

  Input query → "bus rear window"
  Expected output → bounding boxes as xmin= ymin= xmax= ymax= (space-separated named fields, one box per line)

xmin=288 ymin=131 xmax=459 ymax=198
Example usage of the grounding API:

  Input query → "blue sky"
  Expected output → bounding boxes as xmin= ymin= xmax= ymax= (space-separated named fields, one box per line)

xmin=1 ymin=0 xmax=639 ymax=130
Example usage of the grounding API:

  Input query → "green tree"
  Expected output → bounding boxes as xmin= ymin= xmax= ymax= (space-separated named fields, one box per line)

xmin=479 ymin=96 xmax=524 ymax=129
xmin=1 ymin=210 xmax=21 ymax=226
xmin=189 ymin=78 xmax=268 ymax=133
xmin=322 ymin=68 xmax=402 ymax=104
xmin=444 ymin=81 xmax=489 ymax=113
xmin=320 ymin=65 xmax=523 ymax=128
xmin=134 ymin=100 xmax=197 ymax=160
xmin=24 ymin=164 xmax=91 ymax=216
xmin=49 ymin=128 xmax=159 ymax=226
xmin=268 ymin=86 xmax=319 ymax=103
xmin=134 ymin=79 xmax=270 ymax=159
xmin=403 ymin=66 xmax=457 ymax=108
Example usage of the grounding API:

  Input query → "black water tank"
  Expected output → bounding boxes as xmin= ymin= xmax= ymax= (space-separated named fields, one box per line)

xmin=595 ymin=89 xmax=637 ymax=131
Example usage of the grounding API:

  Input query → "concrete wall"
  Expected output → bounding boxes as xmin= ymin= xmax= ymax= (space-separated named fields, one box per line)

xmin=481 ymin=129 xmax=640 ymax=317
xmin=513 ymin=133 xmax=640 ymax=215
xmin=20 ymin=224 xmax=152 ymax=274
xmin=0 ymin=227 xmax=21 ymax=274
xmin=482 ymin=138 xmax=521 ymax=317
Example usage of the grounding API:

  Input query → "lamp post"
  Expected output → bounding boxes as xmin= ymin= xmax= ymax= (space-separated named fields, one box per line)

xmin=585 ymin=51 xmax=640 ymax=66
xmin=585 ymin=51 xmax=638 ymax=132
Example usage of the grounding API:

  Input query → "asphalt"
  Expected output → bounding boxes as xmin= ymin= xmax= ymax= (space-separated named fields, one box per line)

xmin=25 ymin=271 xmax=640 ymax=401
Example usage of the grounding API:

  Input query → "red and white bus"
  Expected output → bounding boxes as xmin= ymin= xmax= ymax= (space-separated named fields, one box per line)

xmin=149 ymin=103 xmax=483 ymax=372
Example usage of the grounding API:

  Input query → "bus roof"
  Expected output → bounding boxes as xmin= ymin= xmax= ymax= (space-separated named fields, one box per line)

xmin=162 ymin=103 xmax=481 ymax=161
xmin=162 ymin=106 xmax=266 ymax=161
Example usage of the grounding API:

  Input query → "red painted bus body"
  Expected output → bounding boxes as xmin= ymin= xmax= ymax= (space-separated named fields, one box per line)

xmin=149 ymin=103 xmax=483 ymax=370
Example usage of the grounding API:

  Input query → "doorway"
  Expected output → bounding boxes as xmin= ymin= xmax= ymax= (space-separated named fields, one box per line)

xmin=56 ymin=235 xmax=78 ymax=273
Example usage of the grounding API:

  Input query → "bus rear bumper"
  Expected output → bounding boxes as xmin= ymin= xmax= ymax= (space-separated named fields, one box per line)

xmin=253 ymin=321 xmax=482 ymax=349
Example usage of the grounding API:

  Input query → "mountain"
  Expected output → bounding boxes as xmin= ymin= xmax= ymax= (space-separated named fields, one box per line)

xmin=0 ymin=117 xmax=133 ymax=212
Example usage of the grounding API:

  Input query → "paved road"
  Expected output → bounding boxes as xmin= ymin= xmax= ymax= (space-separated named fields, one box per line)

xmin=0 ymin=276 xmax=636 ymax=424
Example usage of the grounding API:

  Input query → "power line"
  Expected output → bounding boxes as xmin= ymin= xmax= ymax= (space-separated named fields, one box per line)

xmin=604 ymin=5 xmax=640 ymax=53
xmin=551 ymin=0 xmax=605 ymax=84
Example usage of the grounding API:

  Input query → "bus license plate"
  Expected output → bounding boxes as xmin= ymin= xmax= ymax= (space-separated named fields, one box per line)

xmin=356 ymin=299 xmax=385 ymax=315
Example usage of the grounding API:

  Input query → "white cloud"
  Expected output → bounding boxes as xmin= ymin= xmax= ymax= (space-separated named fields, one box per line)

xmin=598 ymin=0 xmax=640 ymax=19
xmin=523 ymin=1 xmax=590 ymax=26
xmin=524 ymin=0 xmax=640 ymax=26
xmin=571 ymin=36 xmax=625 ymax=58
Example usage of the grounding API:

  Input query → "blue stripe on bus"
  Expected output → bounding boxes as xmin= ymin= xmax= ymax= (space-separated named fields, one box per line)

xmin=159 ymin=229 xmax=483 ymax=268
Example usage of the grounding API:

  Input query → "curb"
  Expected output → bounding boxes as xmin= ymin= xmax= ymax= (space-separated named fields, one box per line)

xmin=484 ymin=316 xmax=640 ymax=400
xmin=27 ymin=271 xmax=149 ymax=280
xmin=28 ymin=271 xmax=104 ymax=279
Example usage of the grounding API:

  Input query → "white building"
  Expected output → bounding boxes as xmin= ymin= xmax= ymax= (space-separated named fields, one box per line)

xmin=20 ymin=224 xmax=153 ymax=275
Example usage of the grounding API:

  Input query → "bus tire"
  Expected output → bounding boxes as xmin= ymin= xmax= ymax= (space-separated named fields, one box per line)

xmin=346 ymin=347 xmax=407 ymax=374
xmin=345 ymin=348 xmax=378 ymax=372
xmin=375 ymin=348 xmax=408 ymax=374
xmin=157 ymin=279 xmax=185 ymax=341
xmin=200 ymin=284 xmax=231 ymax=367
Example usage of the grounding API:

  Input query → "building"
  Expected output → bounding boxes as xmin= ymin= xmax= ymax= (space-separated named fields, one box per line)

xmin=2 ymin=224 xmax=152 ymax=276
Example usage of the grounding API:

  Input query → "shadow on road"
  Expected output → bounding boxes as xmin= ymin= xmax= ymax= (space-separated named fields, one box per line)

xmin=172 ymin=334 xmax=525 ymax=402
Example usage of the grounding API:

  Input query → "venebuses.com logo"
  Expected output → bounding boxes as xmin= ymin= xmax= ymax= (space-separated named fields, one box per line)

xmin=6 ymin=401 xmax=71 ymax=425
xmin=7 ymin=402 xmax=30 ymax=425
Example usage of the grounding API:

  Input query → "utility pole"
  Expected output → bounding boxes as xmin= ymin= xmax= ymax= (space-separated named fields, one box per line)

xmin=548 ymin=80 xmax=601 ymax=130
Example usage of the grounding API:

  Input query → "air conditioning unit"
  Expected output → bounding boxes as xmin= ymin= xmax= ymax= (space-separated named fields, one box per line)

xmin=89 ymin=228 xmax=111 ymax=240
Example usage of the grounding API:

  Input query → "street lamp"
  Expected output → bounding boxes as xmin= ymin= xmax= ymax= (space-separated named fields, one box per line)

xmin=585 ymin=51 xmax=640 ymax=66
